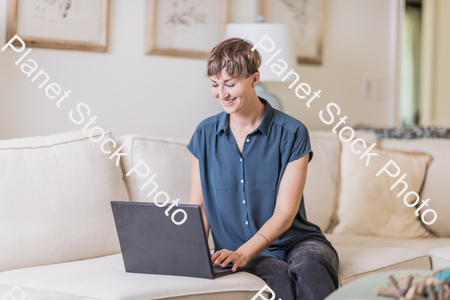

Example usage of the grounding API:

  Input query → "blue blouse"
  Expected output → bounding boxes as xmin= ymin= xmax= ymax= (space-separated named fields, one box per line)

xmin=187 ymin=97 xmax=329 ymax=260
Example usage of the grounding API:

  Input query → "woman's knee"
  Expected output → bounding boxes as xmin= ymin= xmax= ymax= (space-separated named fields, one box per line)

xmin=288 ymin=249 xmax=339 ymax=290
xmin=289 ymin=250 xmax=326 ymax=271
xmin=247 ymin=255 xmax=290 ymax=279
xmin=287 ymin=240 xmax=339 ymax=274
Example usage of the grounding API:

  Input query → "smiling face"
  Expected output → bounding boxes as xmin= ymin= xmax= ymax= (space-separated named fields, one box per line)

xmin=210 ymin=69 xmax=259 ymax=114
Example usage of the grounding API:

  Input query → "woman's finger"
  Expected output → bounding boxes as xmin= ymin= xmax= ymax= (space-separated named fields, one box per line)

xmin=214 ymin=251 xmax=229 ymax=264
xmin=221 ymin=255 xmax=234 ymax=268
xmin=211 ymin=250 xmax=224 ymax=263
xmin=231 ymin=261 xmax=239 ymax=272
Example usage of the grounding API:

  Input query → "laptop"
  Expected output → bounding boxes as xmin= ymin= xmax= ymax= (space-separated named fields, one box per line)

xmin=110 ymin=201 xmax=250 ymax=279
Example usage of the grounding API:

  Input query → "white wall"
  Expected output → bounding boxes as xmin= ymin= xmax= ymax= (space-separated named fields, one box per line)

xmin=264 ymin=0 xmax=400 ymax=130
xmin=0 ymin=0 xmax=399 ymax=140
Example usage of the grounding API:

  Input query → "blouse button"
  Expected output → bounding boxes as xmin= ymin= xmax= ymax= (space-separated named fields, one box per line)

xmin=245 ymin=221 xmax=248 ymax=225
xmin=240 ymin=158 xmax=243 ymax=162
xmin=242 ymin=200 xmax=246 ymax=204
xmin=246 ymin=139 xmax=250 ymax=142
xmin=240 ymin=179 xmax=244 ymax=183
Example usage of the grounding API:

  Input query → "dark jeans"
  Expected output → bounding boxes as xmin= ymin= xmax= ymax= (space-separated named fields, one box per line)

xmin=246 ymin=237 xmax=339 ymax=300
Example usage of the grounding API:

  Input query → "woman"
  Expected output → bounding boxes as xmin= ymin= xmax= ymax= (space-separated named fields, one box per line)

xmin=187 ymin=38 xmax=339 ymax=300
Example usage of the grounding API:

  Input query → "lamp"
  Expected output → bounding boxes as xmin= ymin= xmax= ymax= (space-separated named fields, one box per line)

xmin=225 ymin=23 xmax=296 ymax=111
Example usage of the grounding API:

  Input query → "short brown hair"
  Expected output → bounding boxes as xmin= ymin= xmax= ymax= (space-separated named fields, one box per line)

xmin=206 ymin=37 xmax=261 ymax=80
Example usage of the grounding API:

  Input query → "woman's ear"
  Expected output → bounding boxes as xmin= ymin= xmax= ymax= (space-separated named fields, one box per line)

xmin=252 ymin=72 xmax=260 ymax=88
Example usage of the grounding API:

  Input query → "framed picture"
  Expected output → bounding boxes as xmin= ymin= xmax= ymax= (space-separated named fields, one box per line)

xmin=263 ymin=0 xmax=325 ymax=64
xmin=6 ymin=0 xmax=109 ymax=52
xmin=145 ymin=0 xmax=230 ymax=59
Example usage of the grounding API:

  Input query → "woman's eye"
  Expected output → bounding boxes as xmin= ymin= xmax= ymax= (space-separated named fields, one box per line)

xmin=211 ymin=84 xmax=234 ymax=88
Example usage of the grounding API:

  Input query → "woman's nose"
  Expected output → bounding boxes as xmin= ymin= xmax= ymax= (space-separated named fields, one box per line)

xmin=219 ymin=88 xmax=229 ymax=100
xmin=219 ymin=93 xmax=230 ymax=100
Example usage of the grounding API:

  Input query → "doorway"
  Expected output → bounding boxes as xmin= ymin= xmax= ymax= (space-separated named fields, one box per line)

xmin=399 ymin=0 xmax=422 ymax=126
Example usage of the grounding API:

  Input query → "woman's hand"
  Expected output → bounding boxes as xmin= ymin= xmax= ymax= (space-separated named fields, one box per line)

xmin=211 ymin=249 xmax=250 ymax=272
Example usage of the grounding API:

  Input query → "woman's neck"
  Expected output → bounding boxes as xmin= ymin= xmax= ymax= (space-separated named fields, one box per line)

xmin=229 ymin=93 xmax=266 ymax=131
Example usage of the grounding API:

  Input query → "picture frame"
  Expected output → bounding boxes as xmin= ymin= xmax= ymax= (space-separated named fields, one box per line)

xmin=6 ymin=0 xmax=109 ymax=52
xmin=145 ymin=0 xmax=230 ymax=59
xmin=263 ymin=0 xmax=325 ymax=65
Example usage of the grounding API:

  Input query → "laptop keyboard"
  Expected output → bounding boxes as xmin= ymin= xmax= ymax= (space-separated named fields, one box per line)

xmin=213 ymin=264 xmax=233 ymax=273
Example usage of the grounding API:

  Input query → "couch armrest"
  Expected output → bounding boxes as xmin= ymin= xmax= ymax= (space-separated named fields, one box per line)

xmin=428 ymin=246 xmax=450 ymax=270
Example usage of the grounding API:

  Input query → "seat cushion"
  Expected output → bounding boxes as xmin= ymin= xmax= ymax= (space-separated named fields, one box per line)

xmin=0 ymin=130 xmax=130 ymax=272
xmin=0 ymin=254 xmax=268 ymax=300
xmin=326 ymin=234 xmax=450 ymax=285
xmin=428 ymin=246 xmax=450 ymax=270
xmin=0 ymin=283 xmax=83 ymax=300
xmin=335 ymin=246 xmax=430 ymax=285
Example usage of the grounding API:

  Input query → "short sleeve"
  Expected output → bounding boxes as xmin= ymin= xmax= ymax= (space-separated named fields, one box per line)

xmin=187 ymin=128 xmax=203 ymax=160
xmin=288 ymin=125 xmax=313 ymax=164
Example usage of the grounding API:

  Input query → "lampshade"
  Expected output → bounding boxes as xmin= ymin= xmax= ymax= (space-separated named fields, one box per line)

xmin=225 ymin=23 xmax=296 ymax=82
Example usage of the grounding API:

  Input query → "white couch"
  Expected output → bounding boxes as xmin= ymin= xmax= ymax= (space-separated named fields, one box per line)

xmin=0 ymin=130 xmax=448 ymax=300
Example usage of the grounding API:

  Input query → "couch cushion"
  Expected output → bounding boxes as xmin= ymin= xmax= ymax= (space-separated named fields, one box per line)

xmin=303 ymin=131 xmax=340 ymax=232
xmin=428 ymin=246 xmax=450 ymax=270
xmin=0 ymin=254 xmax=268 ymax=300
xmin=326 ymin=234 xmax=450 ymax=285
xmin=303 ymin=130 xmax=377 ymax=232
xmin=380 ymin=139 xmax=450 ymax=237
xmin=116 ymin=134 xmax=191 ymax=204
xmin=0 ymin=283 xmax=83 ymax=300
xmin=335 ymin=246 xmax=430 ymax=285
xmin=326 ymin=130 xmax=378 ymax=233
xmin=332 ymin=140 xmax=433 ymax=237
xmin=0 ymin=130 xmax=130 ymax=272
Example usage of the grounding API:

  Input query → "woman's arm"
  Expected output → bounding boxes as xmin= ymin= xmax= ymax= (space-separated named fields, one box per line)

xmin=188 ymin=155 xmax=210 ymax=237
xmin=211 ymin=153 xmax=310 ymax=271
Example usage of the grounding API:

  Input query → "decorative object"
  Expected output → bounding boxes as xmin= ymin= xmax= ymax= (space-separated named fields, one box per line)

xmin=263 ymin=0 xmax=324 ymax=64
xmin=6 ymin=0 xmax=109 ymax=52
xmin=145 ymin=0 xmax=229 ymax=59
xmin=225 ymin=23 xmax=296 ymax=111
xmin=376 ymin=270 xmax=450 ymax=300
